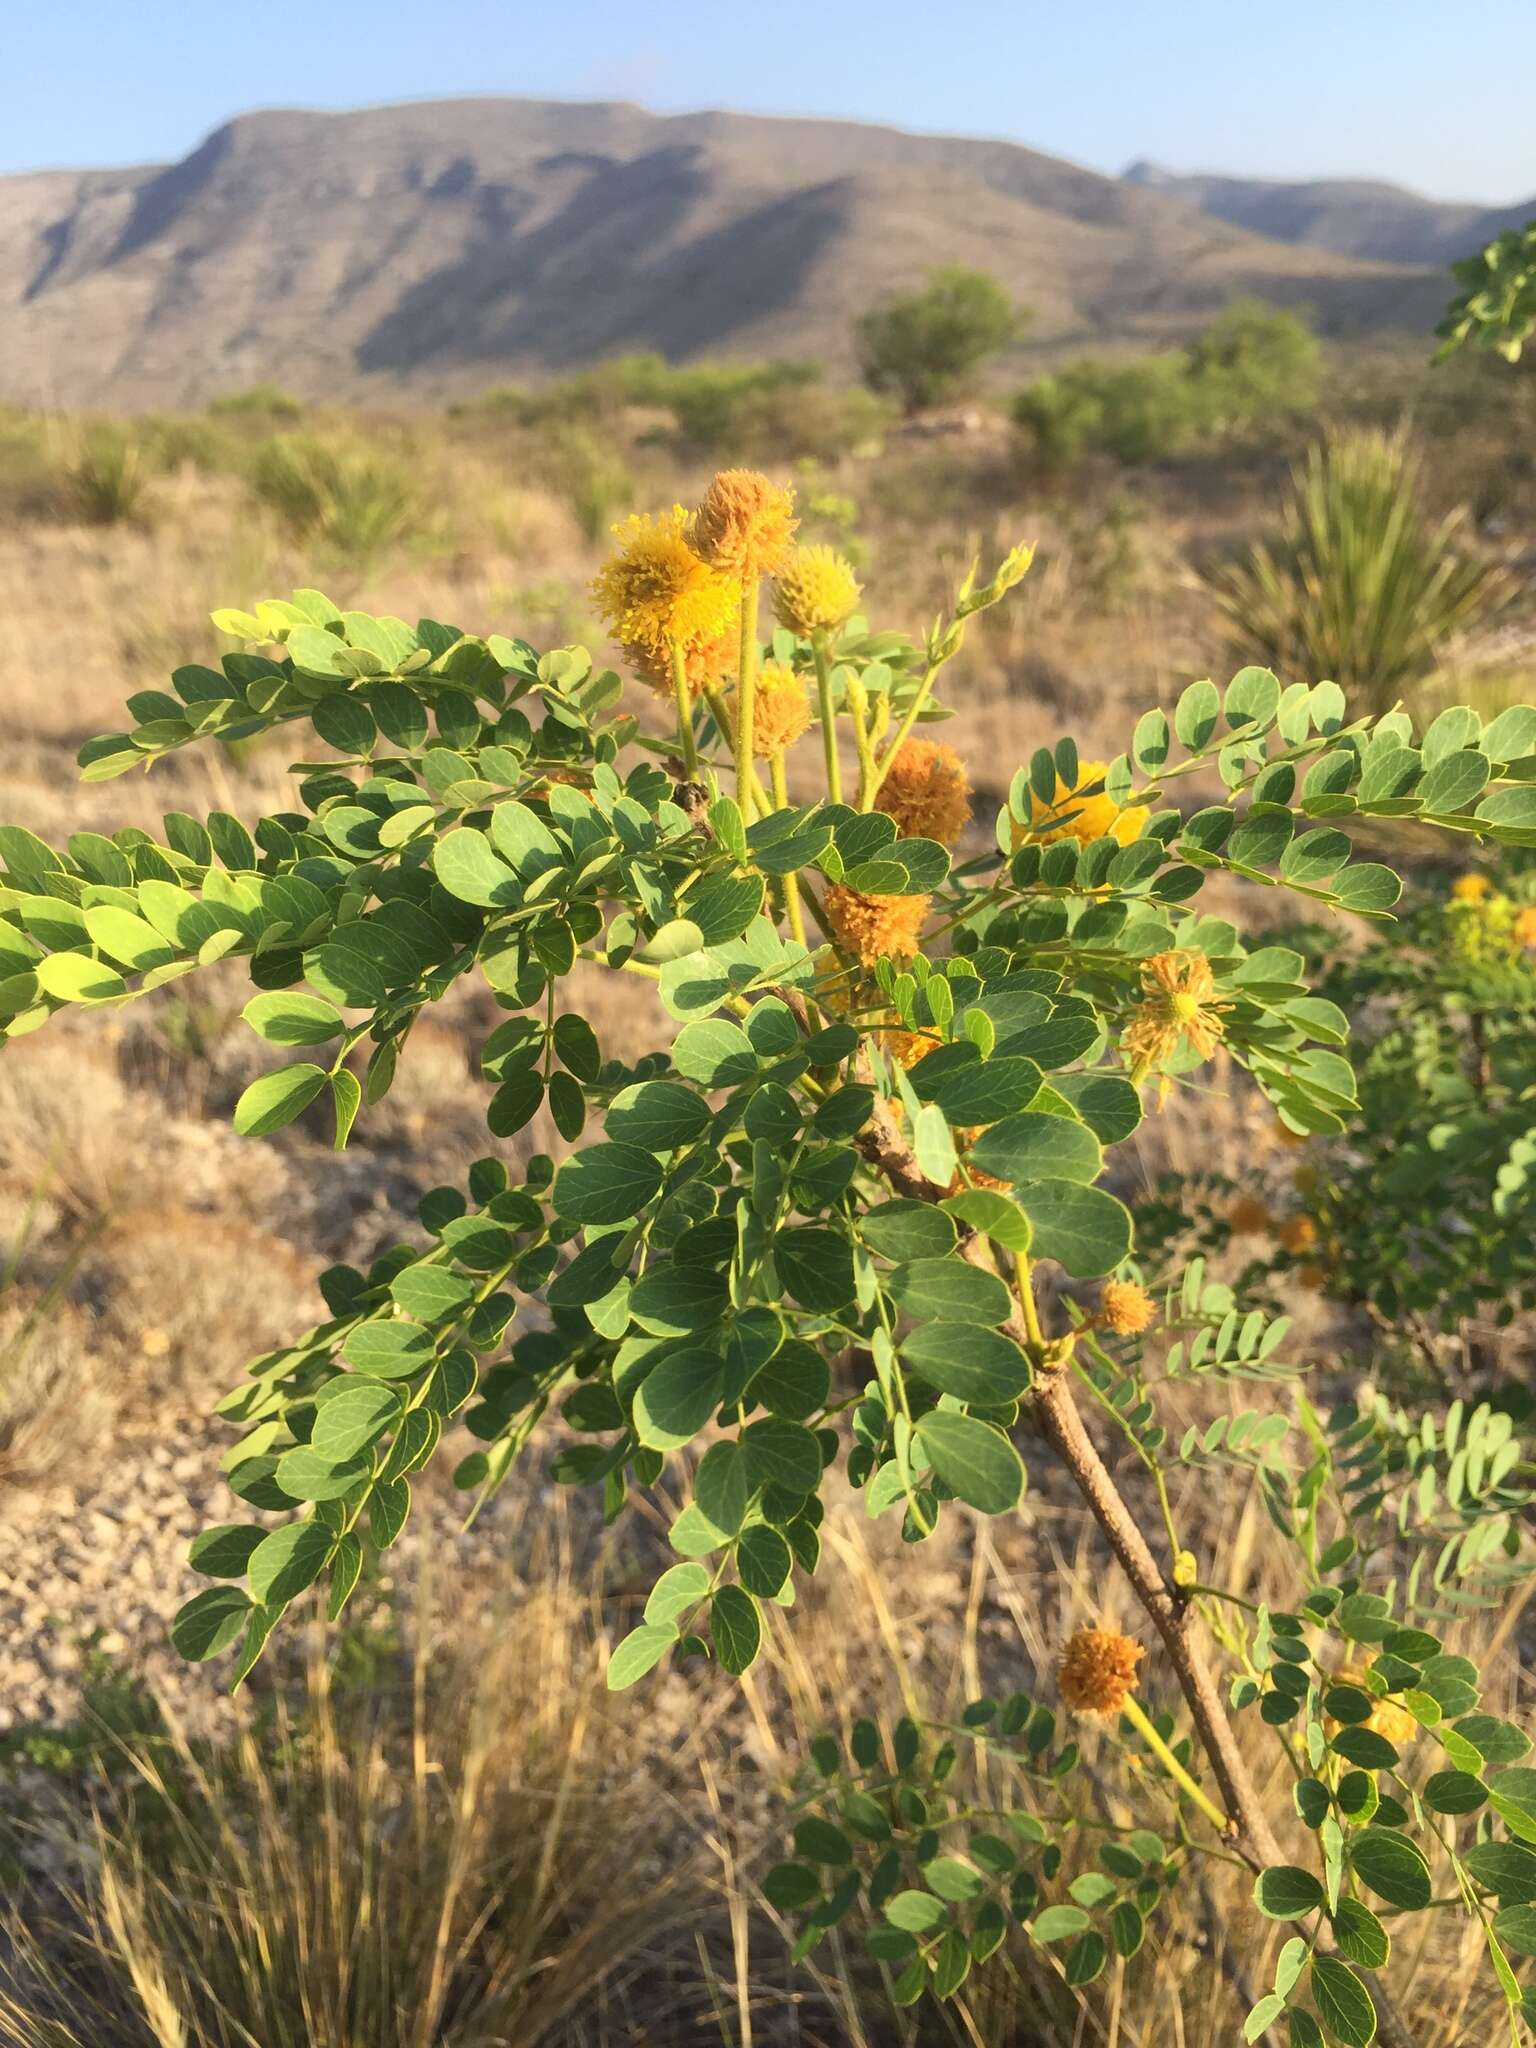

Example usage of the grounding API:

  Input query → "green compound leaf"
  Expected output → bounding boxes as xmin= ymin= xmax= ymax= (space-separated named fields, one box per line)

xmin=915 ymin=1411 xmax=1025 ymax=1514
xmin=246 ymin=1521 xmax=335 ymax=1607
xmin=968 ymin=1111 xmax=1102 ymax=1186
xmin=900 ymin=1323 xmax=1032 ymax=1404
xmin=607 ymin=1621 xmax=678 ymax=1691
xmin=1309 ymin=1955 xmax=1376 ymax=2046
xmin=187 ymin=1525 xmax=266 ymax=1580
xmin=1254 ymin=1865 xmax=1326 ymax=1919
xmin=171 ymin=1585 xmax=252 ymax=1662
xmin=1329 ymin=1898 xmax=1389 ymax=1971
xmin=233 ymin=1062 xmax=328 ymax=1137
xmin=887 ymin=1258 xmax=1012 ymax=1325
xmin=1350 ymin=1828 xmax=1431 ymax=1911
xmin=633 ymin=1348 xmax=724 ymax=1452
xmin=711 ymin=1584 xmax=762 ymax=1674
xmin=552 ymin=1142 xmax=664 ymax=1226
xmin=1015 ymin=1181 xmax=1131 ymax=1276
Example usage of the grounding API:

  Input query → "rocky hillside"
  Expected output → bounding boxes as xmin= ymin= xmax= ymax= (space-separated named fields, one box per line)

xmin=0 ymin=97 xmax=1449 ymax=408
xmin=1122 ymin=158 xmax=1533 ymax=266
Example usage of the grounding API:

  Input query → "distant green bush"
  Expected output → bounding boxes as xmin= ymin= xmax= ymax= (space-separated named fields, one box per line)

xmin=1014 ymin=302 xmax=1320 ymax=469
xmin=453 ymin=356 xmax=886 ymax=462
xmin=858 ymin=265 xmax=1022 ymax=414
xmin=208 ymin=383 xmax=306 ymax=422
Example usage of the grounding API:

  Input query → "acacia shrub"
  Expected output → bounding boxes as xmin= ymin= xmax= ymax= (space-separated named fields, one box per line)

xmin=3 ymin=468 xmax=1536 ymax=2045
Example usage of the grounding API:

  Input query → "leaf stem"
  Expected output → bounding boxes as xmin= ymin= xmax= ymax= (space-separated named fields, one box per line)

xmin=811 ymin=632 xmax=843 ymax=805
xmin=670 ymin=644 xmax=699 ymax=776
xmin=735 ymin=577 xmax=760 ymax=818
xmin=1118 ymin=1691 xmax=1231 ymax=1836
xmin=770 ymin=749 xmax=809 ymax=948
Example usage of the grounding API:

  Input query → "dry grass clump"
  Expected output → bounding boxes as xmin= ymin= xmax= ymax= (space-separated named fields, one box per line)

xmin=0 ymin=1581 xmax=726 ymax=2048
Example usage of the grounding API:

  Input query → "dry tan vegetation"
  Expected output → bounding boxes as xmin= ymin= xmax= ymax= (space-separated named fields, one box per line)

xmin=1 ymin=345 xmax=1533 ymax=2043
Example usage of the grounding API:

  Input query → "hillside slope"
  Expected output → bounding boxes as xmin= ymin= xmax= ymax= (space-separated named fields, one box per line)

xmin=1122 ymin=159 xmax=1533 ymax=265
xmin=0 ymin=98 xmax=1448 ymax=408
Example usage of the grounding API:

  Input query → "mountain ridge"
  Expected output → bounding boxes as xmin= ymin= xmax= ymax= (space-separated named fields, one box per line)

xmin=1121 ymin=158 xmax=1534 ymax=266
xmin=0 ymin=96 xmax=1451 ymax=408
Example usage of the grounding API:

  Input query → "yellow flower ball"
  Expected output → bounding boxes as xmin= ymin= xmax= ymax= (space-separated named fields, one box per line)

xmin=1451 ymin=872 xmax=1492 ymax=904
xmin=774 ymin=544 xmax=861 ymax=636
xmin=733 ymin=661 xmax=811 ymax=757
xmin=1099 ymin=1280 xmax=1156 ymax=1336
xmin=689 ymin=469 xmax=798 ymax=581
xmin=592 ymin=506 xmax=739 ymax=662
xmin=876 ymin=739 xmax=972 ymax=847
xmin=824 ymin=885 xmax=930 ymax=966
xmin=1059 ymin=1627 xmax=1145 ymax=1715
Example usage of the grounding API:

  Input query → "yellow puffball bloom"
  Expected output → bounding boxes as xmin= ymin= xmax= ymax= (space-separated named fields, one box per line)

xmin=621 ymin=620 xmax=739 ymax=703
xmin=1058 ymin=1627 xmax=1145 ymax=1715
xmin=1016 ymin=759 xmax=1148 ymax=850
xmin=774 ymin=544 xmax=861 ymax=636
xmin=824 ymin=885 xmax=930 ymax=966
xmin=689 ymin=469 xmax=798 ymax=581
xmin=734 ymin=661 xmax=812 ymax=757
xmin=876 ymin=739 xmax=972 ymax=847
xmin=593 ymin=506 xmax=739 ymax=665
xmin=1099 ymin=1280 xmax=1156 ymax=1336
xmin=1451 ymin=872 xmax=1492 ymax=903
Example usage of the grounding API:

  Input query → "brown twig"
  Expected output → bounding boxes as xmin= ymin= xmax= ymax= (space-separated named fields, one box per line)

xmin=849 ymin=1073 xmax=1420 ymax=2048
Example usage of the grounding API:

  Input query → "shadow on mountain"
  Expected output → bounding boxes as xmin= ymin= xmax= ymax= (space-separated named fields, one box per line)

xmin=107 ymin=124 xmax=235 ymax=267
xmin=354 ymin=148 xmax=848 ymax=374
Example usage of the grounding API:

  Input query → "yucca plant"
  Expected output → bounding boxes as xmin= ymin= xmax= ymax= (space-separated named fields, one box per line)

xmin=249 ymin=434 xmax=414 ymax=564
xmin=59 ymin=423 xmax=152 ymax=526
xmin=1205 ymin=430 xmax=1508 ymax=713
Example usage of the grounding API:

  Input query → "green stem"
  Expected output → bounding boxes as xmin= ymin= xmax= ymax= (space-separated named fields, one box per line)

xmin=1119 ymin=1692 xmax=1231 ymax=1837
xmin=703 ymin=686 xmax=772 ymax=815
xmin=1012 ymin=1249 xmax=1047 ymax=1356
xmin=811 ymin=632 xmax=843 ymax=805
xmin=670 ymin=644 xmax=699 ymax=776
xmin=771 ymin=749 xmax=809 ymax=949
xmin=735 ymin=577 xmax=760 ymax=818
xmin=848 ymin=676 xmax=880 ymax=811
xmin=867 ymin=655 xmax=943 ymax=803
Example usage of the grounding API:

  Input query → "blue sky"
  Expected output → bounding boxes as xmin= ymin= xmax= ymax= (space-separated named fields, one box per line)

xmin=5 ymin=0 xmax=1533 ymax=199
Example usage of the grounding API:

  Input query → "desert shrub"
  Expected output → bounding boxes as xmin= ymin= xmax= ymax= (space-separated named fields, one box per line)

xmin=248 ymin=433 xmax=414 ymax=562
xmin=57 ymin=423 xmax=154 ymax=525
xmin=207 ymin=383 xmax=306 ymax=421
xmin=669 ymin=368 xmax=889 ymax=462
xmin=1205 ymin=429 xmax=1510 ymax=713
xmin=1185 ymin=298 xmax=1322 ymax=427
xmin=1014 ymin=303 xmax=1319 ymax=470
xmin=1016 ymin=355 xmax=1201 ymax=467
xmin=1437 ymin=221 xmax=1536 ymax=365
xmin=6 ymin=467 xmax=1536 ymax=2046
xmin=541 ymin=424 xmax=636 ymax=543
xmin=859 ymin=265 xmax=1022 ymax=413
